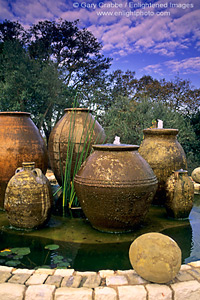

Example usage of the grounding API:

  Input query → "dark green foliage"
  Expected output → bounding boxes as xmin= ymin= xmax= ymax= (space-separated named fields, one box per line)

xmin=101 ymin=70 xmax=200 ymax=172
xmin=0 ymin=19 xmax=199 ymax=170
xmin=44 ymin=244 xmax=59 ymax=250
xmin=0 ymin=38 xmax=69 ymax=141
xmin=6 ymin=260 xmax=21 ymax=267
xmin=0 ymin=19 xmax=111 ymax=142
xmin=0 ymin=19 xmax=26 ymax=44
xmin=11 ymin=247 xmax=31 ymax=255
xmin=0 ymin=250 xmax=10 ymax=257
xmin=0 ymin=245 xmax=71 ymax=269
xmin=102 ymin=95 xmax=199 ymax=173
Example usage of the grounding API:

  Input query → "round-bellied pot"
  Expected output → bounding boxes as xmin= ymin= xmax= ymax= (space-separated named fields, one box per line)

xmin=48 ymin=108 xmax=106 ymax=186
xmin=139 ymin=129 xmax=187 ymax=205
xmin=4 ymin=162 xmax=53 ymax=229
xmin=74 ymin=144 xmax=158 ymax=233
xmin=165 ymin=169 xmax=194 ymax=219
xmin=0 ymin=112 xmax=48 ymax=208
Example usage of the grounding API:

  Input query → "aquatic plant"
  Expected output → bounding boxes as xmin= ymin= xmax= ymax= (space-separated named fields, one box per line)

xmin=54 ymin=95 xmax=105 ymax=213
xmin=0 ymin=245 xmax=71 ymax=269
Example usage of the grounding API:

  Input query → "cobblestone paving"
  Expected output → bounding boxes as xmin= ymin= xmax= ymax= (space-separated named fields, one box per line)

xmin=0 ymin=261 xmax=200 ymax=299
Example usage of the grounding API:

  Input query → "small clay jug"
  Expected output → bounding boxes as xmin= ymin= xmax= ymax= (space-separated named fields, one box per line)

xmin=165 ymin=169 xmax=194 ymax=219
xmin=4 ymin=162 xmax=53 ymax=229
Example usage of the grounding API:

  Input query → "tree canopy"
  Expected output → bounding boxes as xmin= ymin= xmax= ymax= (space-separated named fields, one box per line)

xmin=0 ymin=19 xmax=111 ymax=141
xmin=0 ymin=19 xmax=200 ymax=170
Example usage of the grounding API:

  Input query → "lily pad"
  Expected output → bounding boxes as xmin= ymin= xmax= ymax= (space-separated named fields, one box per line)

xmin=56 ymin=261 xmax=70 ymax=268
xmin=13 ymin=255 xmax=23 ymax=260
xmin=6 ymin=260 xmax=21 ymax=267
xmin=44 ymin=244 xmax=59 ymax=251
xmin=52 ymin=255 xmax=64 ymax=263
xmin=11 ymin=247 xmax=31 ymax=256
xmin=10 ymin=248 xmax=20 ymax=253
xmin=0 ymin=251 xmax=11 ymax=257
xmin=36 ymin=265 xmax=51 ymax=269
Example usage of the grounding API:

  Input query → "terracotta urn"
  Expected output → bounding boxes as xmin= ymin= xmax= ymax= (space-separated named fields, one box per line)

xmin=4 ymin=162 xmax=53 ymax=229
xmin=48 ymin=108 xmax=106 ymax=186
xmin=0 ymin=112 xmax=48 ymax=208
xmin=165 ymin=169 xmax=194 ymax=219
xmin=139 ymin=129 xmax=187 ymax=205
xmin=74 ymin=144 xmax=158 ymax=233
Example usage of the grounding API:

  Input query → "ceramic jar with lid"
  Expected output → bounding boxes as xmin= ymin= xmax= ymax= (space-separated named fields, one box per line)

xmin=74 ymin=144 xmax=158 ymax=232
xmin=139 ymin=129 xmax=187 ymax=205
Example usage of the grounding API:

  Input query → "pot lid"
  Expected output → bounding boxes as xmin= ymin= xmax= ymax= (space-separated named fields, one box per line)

xmin=93 ymin=144 xmax=139 ymax=151
xmin=0 ymin=111 xmax=30 ymax=116
xmin=143 ymin=128 xmax=179 ymax=135
xmin=174 ymin=169 xmax=188 ymax=174
xmin=64 ymin=108 xmax=91 ymax=112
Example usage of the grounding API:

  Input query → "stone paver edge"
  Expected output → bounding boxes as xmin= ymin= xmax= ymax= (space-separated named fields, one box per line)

xmin=1 ymin=261 xmax=200 ymax=299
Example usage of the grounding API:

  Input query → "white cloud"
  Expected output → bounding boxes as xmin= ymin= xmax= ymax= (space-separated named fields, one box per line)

xmin=0 ymin=0 xmax=14 ymax=20
xmin=142 ymin=57 xmax=200 ymax=77
xmin=142 ymin=63 xmax=164 ymax=75
xmin=0 ymin=0 xmax=200 ymax=83
xmin=169 ymin=10 xmax=200 ymax=39
xmin=166 ymin=57 xmax=200 ymax=74
xmin=1 ymin=0 xmax=69 ymax=25
xmin=1 ymin=0 xmax=199 ymax=58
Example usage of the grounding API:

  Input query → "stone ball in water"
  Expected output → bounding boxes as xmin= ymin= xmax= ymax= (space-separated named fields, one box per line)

xmin=129 ymin=232 xmax=181 ymax=283
xmin=191 ymin=167 xmax=200 ymax=183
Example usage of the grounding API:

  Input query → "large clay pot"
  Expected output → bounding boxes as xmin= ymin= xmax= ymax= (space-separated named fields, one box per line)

xmin=4 ymin=162 xmax=53 ymax=229
xmin=48 ymin=108 xmax=106 ymax=186
xmin=0 ymin=112 xmax=48 ymax=208
xmin=165 ymin=169 xmax=194 ymax=219
xmin=74 ymin=144 xmax=158 ymax=233
xmin=139 ymin=129 xmax=187 ymax=205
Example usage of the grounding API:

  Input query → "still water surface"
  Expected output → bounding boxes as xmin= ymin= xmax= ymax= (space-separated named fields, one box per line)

xmin=0 ymin=194 xmax=200 ymax=271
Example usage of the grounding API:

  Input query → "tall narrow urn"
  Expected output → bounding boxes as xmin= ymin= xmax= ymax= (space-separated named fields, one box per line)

xmin=48 ymin=108 xmax=106 ymax=186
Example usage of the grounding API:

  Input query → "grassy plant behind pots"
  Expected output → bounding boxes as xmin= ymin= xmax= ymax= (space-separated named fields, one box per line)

xmin=53 ymin=98 xmax=106 ymax=215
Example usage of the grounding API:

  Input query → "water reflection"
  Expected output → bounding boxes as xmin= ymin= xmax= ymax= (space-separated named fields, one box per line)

xmin=185 ymin=194 xmax=200 ymax=263
xmin=73 ymin=242 xmax=132 ymax=271
xmin=0 ymin=194 xmax=200 ymax=270
xmin=161 ymin=225 xmax=192 ymax=263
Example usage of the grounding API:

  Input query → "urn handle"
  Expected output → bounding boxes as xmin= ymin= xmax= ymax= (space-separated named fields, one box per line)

xmin=15 ymin=167 xmax=23 ymax=174
xmin=32 ymin=168 xmax=43 ymax=178
xmin=174 ymin=169 xmax=187 ymax=180
xmin=174 ymin=171 xmax=180 ymax=180
xmin=32 ymin=168 xmax=46 ymax=184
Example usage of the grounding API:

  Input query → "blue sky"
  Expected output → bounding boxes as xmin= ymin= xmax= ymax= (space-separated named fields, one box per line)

xmin=1 ymin=0 xmax=200 ymax=88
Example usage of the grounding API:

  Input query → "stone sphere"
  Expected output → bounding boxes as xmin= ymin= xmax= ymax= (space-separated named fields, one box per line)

xmin=191 ymin=167 xmax=200 ymax=183
xmin=129 ymin=232 xmax=182 ymax=283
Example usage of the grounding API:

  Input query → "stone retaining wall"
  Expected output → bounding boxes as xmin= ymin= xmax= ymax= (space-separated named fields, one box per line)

xmin=0 ymin=261 xmax=200 ymax=299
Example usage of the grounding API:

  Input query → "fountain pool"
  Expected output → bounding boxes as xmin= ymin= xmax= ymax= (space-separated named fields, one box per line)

xmin=0 ymin=194 xmax=200 ymax=271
